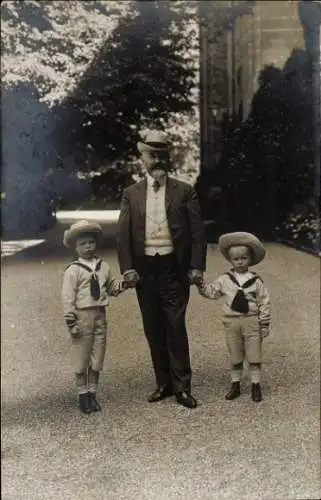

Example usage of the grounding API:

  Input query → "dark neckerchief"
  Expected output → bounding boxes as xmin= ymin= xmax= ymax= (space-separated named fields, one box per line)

xmin=67 ymin=258 xmax=102 ymax=300
xmin=225 ymin=270 xmax=262 ymax=314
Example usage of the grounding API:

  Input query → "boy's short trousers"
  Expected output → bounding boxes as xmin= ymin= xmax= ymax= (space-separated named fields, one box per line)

xmin=222 ymin=315 xmax=262 ymax=364
xmin=71 ymin=307 xmax=107 ymax=373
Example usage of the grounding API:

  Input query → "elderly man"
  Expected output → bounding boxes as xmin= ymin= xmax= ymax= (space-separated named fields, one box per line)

xmin=117 ymin=131 xmax=206 ymax=409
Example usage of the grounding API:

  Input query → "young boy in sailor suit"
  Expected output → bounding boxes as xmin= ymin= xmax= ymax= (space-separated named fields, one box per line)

xmin=62 ymin=220 xmax=124 ymax=413
xmin=197 ymin=232 xmax=271 ymax=402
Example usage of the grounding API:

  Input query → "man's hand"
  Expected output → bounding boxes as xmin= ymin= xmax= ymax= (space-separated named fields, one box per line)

xmin=69 ymin=324 xmax=80 ymax=338
xmin=260 ymin=326 xmax=270 ymax=339
xmin=123 ymin=269 xmax=140 ymax=289
xmin=188 ymin=269 xmax=204 ymax=286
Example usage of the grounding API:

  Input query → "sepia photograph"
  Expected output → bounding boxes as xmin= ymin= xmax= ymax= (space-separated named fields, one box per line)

xmin=1 ymin=1 xmax=320 ymax=499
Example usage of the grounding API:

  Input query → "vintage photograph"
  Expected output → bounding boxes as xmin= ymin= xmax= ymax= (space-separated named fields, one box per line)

xmin=1 ymin=1 xmax=320 ymax=499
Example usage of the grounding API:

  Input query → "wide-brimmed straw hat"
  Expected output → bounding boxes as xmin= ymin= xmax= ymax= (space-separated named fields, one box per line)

xmin=63 ymin=220 xmax=102 ymax=248
xmin=218 ymin=232 xmax=266 ymax=266
xmin=137 ymin=130 xmax=170 ymax=154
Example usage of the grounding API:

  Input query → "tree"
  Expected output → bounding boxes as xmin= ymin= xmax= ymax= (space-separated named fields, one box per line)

xmin=1 ymin=1 xmax=133 ymax=234
xmin=1 ymin=0 xmax=130 ymax=106
xmin=2 ymin=1 xmax=201 ymax=235
xmin=221 ymin=52 xmax=316 ymax=240
xmin=1 ymin=1 xmax=200 ymax=189
xmin=60 ymin=1 xmax=200 ymax=173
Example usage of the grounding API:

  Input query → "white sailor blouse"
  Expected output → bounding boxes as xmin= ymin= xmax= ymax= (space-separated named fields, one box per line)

xmin=199 ymin=270 xmax=271 ymax=328
xmin=62 ymin=258 xmax=122 ymax=330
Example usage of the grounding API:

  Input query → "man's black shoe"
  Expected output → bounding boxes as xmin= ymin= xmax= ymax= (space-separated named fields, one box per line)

xmin=225 ymin=382 xmax=241 ymax=400
xmin=176 ymin=391 xmax=197 ymax=409
xmin=88 ymin=392 xmax=102 ymax=412
xmin=78 ymin=393 xmax=91 ymax=414
xmin=252 ymin=383 xmax=262 ymax=402
xmin=148 ymin=385 xmax=173 ymax=403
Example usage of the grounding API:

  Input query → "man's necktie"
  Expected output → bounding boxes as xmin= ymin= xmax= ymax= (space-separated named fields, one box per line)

xmin=152 ymin=180 xmax=160 ymax=192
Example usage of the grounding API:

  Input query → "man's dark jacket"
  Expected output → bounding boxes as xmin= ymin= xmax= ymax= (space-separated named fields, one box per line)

xmin=117 ymin=177 xmax=207 ymax=277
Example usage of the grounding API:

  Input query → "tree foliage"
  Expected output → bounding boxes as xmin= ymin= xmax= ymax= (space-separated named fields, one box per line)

xmin=1 ymin=0 xmax=200 ymax=174
xmin=1 ymin=0 xmax=130 ymax=104
xmin=221 ymin=51 xmax=316 ymax=240
xmin=59 ymin=0 xmax=199 ymax=172
xmin=1 ymin=1 xmax=200 ymax=234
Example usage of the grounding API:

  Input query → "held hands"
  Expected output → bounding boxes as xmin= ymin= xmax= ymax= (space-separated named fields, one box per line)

xmin=122 ymin=269 xmax=140 ymax=289
xmin=187 ymin=269 xmax=204 ymax=286
xmin=123 ymin=268 xmax=204 ymax=287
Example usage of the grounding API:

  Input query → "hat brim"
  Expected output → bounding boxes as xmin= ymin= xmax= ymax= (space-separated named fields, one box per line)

xmin=218 ymin=232 xmax=266 ymax=265
xmin=137 ymin=141 xmax=169 ymax=153
xmin=63 ymin=224 xmax=102 ymax=248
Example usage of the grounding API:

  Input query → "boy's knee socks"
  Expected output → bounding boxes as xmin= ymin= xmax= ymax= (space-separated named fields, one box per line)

xmin=249 ymin=363 xmax=261 ymax=384
xmin=231 ymin=362 xmax=243 ymax=382
xmin=88 ymin=367 xmax=99 ymax=393
xmin=75 ymin=371 xmax=87 ymax=394
xmin=75 ymin=368 xmax=100 ymax=394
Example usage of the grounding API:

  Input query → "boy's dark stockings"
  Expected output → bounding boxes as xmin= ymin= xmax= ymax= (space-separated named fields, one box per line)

xmin=251 ymin=383 xmax=262 ymax=402
xmin=249 ymin=362 xmax=263 ymax=402
xmin=88 ymin=392 xmax=101 ymax=412
xmin=78 ymin=393 xmax=91 ymax=414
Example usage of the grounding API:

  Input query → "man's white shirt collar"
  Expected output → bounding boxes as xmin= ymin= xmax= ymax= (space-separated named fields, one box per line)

xmin=146 ymin=172 xmax=167 ymax=187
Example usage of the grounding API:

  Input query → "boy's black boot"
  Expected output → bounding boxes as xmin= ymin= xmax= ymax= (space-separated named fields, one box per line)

xmin=252 ymin=383 xmax=262 ymax=402
xmin=88 ymin=392 xmax=101 ymax=412
xmin=225 ymin=382 xmax=241 ymax=400
xmin=78 ymin=393 xmax=91 ymax=413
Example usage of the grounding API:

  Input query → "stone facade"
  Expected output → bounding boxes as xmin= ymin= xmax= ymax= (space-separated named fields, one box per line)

xmin=231 ymin=1 xmax=305 ymax=120
xmin=199 ymin=0 xmax=308 ymax=170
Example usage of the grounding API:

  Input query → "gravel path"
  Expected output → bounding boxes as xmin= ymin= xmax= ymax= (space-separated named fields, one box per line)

xmin=1 ymin=242 xmax=320 ymax=500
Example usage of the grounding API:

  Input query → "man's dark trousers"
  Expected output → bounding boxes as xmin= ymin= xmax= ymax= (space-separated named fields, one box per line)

xmin=136 ymin=252 xmax=191 ymax=394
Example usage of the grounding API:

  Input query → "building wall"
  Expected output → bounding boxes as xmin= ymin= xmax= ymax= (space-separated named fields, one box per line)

xmin=199 ymin=1 xmax=229 ymax=171
xmin=231 ymin=1 xmax=305 ymax=120
xmin=199 ymin=0 xmax=308 ymax=171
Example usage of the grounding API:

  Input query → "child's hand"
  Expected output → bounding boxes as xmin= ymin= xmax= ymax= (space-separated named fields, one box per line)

xmin=260 ymin=326 xmax=269 ymax=339
xmin=69 ymin=324 xmax=80 ymax=338
xmin=187 ymin=269 xmax=203 ymax=286
xmin=196 ymin=281 xmax=206 ymax=293
xmin=118 ymin=280 xmax=128 ymax=294
xmin=106 ymin=279 xmax=126 ymax=296
xmin=197 ymin=280 xmax=222 ymax=300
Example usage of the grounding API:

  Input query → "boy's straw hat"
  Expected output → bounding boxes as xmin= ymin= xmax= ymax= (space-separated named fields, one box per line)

xmin=137 ymin=130 xmax=169 ymax=154
xmin=218 ymin=232 xmax=266 ymax=265
xmin=63 ymin=220 xmax=102 ymax=248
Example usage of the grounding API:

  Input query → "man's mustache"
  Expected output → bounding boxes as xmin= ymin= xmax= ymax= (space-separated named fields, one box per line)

xmin=151 ymin=165 xmax=167 ymax=171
